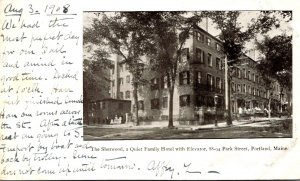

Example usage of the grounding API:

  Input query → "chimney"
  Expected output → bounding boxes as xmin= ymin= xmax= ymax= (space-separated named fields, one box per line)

xmin=205 ymin=17 xmax=208 ymax=32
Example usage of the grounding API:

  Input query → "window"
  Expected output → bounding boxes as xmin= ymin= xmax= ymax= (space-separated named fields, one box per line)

xmin=238 ymin=68 xmax=241 ymax=78
xmin=234 ymin=67 xmax=239 ymax=77
xmin=207 ymin=96 xmax=214 ymax=107
xmin=237 ymin=84 xmax=241 ymax=93
xmin=243 ymin=84 xmax=246 ymax=93
xmin=126 ymin=75 xmax=130 ymax=83
xmin=125 ymin=91 xmax=130 ymax=99
xmin=102 ymin=102 xmax=106 ymax=109
xmin=221 ymin=80 xmax=224 ymax=90
xmin=248 ymin=71 xmax=251 ymax=80
xmin=179 ymin=71 xmax=190 ymax=85
xmin=195 ymin=71 xmax=202 ymax=84
xmin=243 ymin=68 xmax=247 ymax=78
xmin=252 ymin=73 xmax=255 ymax=82
xmin=119 ymin=92 xmax=124 ymax=99
xmin=216 ymin=58 xmax=221 ymax=70
xmin=162 ymin=97 xmax=168 ymax=108
xmin=216 ymin=43 xmax=221 ymax=51
xmin=118 ymin=103 xmax=123 ymax=109
xmin=179 ymin=95 xmax=190 ymax=107
xmin=206 ymin=38 xmax=211 ymax=46
xmin=151 ymin=78 xmax=159 ymax=90
xmin=195 ymin=31 xmax=200 ymax=41
xmin=207 ymin=74 xmax=215 ymax=91
xmin=196 ymin=32 xmax=204 ymax=43
xmin=196 ymin=48 xmax=204 ymax=63
xmin=138 ymin=100 xmax=144 ymax=110
xmin=151 ymin=99 xmax=159 ymax=109
xmin=161 ymin=75 xmax=168 ymax=89
xmin=248 ymin=85 xmax=251 ymax=94
xmin=112 ymin=67 xmax=115 ymax=74
xmin=207 ymin=74 xmax=213 ymax=86
xmin=207 ymin=53 xmax=212 ymax=67
xmin=195 ymin=95 xmax=205 ymax=107
xmin=180 ymin=48 xmax=189 ymax=62
xmin=216 ymin=77 xmax=221 ymax=90
xmin=231 ymin=82 xmax=235 ymax=93
xmin=119 ymin=78 xmax=123 ymax=85
xmin=120 ymin=64 xmax=123 ymax=72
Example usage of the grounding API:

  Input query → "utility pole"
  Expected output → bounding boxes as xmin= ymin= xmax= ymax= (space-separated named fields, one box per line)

xmin=224 ymin=55 xmax=232 ymax=125
xmin=225 ymin=56 xmax=228 ymax=111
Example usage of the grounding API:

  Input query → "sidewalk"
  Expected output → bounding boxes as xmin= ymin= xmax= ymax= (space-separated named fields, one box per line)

xmin=84 ymin=117 xmax=292 ymax=139
xmin=84 ymin=119 xmax=254 ymax=131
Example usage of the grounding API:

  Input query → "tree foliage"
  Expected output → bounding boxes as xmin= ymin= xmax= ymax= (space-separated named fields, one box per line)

xmin=256 ymin=35 xmax=292 ymax=90
xmin=133 ymin=12 xmax=204 ymax=128
xmin=83 ymin=12 xmax=155 ymax=125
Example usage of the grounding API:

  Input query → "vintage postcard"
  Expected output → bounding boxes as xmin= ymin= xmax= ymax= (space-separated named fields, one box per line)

xmin=0 ymin=0 xmax=299 ymax=180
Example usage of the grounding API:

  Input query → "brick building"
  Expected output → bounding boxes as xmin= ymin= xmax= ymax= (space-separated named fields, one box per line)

xmin=92 ymin=25 xmax=289 ymax=125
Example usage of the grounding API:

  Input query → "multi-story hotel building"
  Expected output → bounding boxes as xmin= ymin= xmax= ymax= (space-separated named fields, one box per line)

xmin=88 ymin=25 xmax=289 ymax=125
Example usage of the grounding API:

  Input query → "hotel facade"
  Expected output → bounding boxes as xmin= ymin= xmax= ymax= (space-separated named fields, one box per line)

xmin=88 ymin=25 xmax=290 ymax=125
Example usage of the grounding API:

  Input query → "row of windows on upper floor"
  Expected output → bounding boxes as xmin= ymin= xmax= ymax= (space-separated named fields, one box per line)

xmin=180 ymin=47 xmax=223 ymax=69
xmin=150 ymin=71 xmax=224 ymax=91
xmin=151 ymin=71 xmax=269 ymax=99
xmin=181 ymin=48 xmax=263 ymax=84
xmin=151 ymin=70 xmax=264 ymax=91
xmin=111 ymin=75 xmax=131 ymax=87
xmin=111 ymin=63 xmax=130 ymax=74
xmin=111 ymin=54 xmax=261 ymax=87
xmin=231 ymin=67 xmax=263 ymax=84
xmin=118 ymin=91 xmax=131 ymax=100
xmin=231 ymin=82 xmax=267 ymax=98
xmin=111 ymin=63 xmax=271 ymax=92
xmin=193 ymin=30 xmax=222 ymax=52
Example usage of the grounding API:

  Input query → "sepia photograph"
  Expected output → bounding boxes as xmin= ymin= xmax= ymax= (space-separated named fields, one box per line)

xmin=82 ymin=11 xmax=292 ymax=140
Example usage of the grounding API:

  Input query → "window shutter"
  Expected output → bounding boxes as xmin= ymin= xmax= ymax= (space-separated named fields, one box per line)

xmin=187 ymin=71 xmax=190 ymax=85
xmin=179 ymin=72 xmax=183 ymax=85
xmin=186 ymin=48 xmax=190 ymax=61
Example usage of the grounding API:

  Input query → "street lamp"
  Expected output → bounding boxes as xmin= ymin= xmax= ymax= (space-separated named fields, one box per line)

xmin=214 ymin=95 xmax=218 ymax=126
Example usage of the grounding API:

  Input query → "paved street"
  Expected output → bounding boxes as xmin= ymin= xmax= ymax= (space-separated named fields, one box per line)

xmin=83 ymin=118 xmax=292 ymax=140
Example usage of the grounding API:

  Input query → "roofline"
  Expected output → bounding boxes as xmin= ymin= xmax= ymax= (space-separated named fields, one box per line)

xmin=193 ymin=24 xmax=223 ymax=44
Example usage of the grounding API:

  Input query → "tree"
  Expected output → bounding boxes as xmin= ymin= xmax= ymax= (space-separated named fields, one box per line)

xmin=136 ymin=12 xmax=203 ymax=128
xmin=83 ymin=44 xmax=112 ymax=124
xmin=83 ymin=12 xmax=154 ymax=126
xmin=202 ymin=11 xmax=258 ymax=125
xmin=255 ymin=35 xmax=292 ymax=115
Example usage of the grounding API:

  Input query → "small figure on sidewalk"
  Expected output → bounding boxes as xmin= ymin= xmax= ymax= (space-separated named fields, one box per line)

xmin=114 ymin=115 xmax=118 ymax=124
xmin=238 ymin=107 xmax=243 ymax=121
